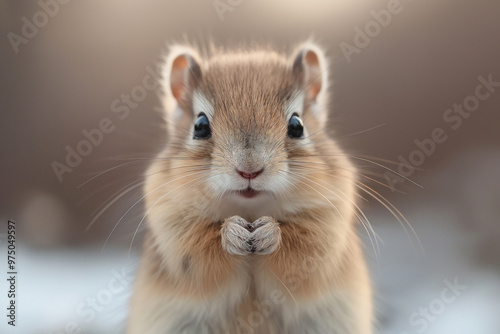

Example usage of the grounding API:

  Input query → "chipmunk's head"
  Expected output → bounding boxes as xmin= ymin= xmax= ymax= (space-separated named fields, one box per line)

xmin=156 ymin=42 xmax=350 ymax=217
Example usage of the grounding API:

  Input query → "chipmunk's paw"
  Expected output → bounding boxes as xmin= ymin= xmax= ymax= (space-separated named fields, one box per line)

xmin=221 ymin=216 xmax=253 ymax=255
xmin=248 ymin=216 xmax=281 ymax=255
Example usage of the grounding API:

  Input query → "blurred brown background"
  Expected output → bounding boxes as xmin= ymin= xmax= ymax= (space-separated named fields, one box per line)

xmin=0 ymin=0 xmax=499 ymax=333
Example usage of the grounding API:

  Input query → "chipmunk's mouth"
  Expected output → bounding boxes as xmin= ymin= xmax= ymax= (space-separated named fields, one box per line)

xmin=238 ymin=187 xmax=261 ymax=199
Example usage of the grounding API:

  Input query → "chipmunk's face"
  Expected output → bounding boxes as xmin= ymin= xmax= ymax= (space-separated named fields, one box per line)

xmin=191 ymin=88 xmax=306 ymax=201
xmin=161 ymin=44 xmax=329 ymax=212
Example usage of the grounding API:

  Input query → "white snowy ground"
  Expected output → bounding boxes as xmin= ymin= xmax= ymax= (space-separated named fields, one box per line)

xmin=2 ymin=149 xmax=499 ymax=334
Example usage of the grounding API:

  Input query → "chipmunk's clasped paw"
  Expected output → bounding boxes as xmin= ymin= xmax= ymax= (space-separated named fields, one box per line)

xmin=248 ymin=216 xmax=281 ymax=255
xmin=221 ymin=216 xmax=253 ymax=255
xmin=221 ymin=216 xmax=281 ymax=256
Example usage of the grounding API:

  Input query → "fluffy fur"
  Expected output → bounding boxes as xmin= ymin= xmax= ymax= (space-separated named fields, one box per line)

xmin=128 ymin=42 xmax=372 ymax=334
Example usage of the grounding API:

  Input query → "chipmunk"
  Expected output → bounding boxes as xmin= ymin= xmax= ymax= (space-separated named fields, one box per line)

xmin=128 ymin=41 xmax=372 ymax=334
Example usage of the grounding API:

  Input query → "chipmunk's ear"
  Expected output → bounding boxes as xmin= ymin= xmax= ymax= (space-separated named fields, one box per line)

xmin=163 ymin=45 xmax=203 ymax=104
xmin=161 ymin=45 xmax=204 ymax=137
xmin=291 ymin=43 xmax=329 ymax=121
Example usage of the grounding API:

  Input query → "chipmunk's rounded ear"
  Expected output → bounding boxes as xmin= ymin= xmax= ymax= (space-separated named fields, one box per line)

xmin=160 ymin=45 xmax=204 ymax=138
xmin=162 ymin=45 xmax=203 ymax=104
xmin=291 ymin=43 xmax=328 ymax=102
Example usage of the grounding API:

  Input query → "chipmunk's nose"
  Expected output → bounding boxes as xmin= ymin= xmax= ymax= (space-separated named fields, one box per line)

xmin=236 ymin=168 xmax=264 ymax=180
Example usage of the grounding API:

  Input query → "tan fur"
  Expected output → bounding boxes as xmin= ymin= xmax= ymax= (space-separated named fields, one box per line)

xmin=128 ymin=42 xmax=372 ymax=334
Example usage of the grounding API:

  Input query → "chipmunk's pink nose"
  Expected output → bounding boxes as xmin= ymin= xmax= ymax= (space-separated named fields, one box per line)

xmin=236 ymin=168 xmax=263 ymax=180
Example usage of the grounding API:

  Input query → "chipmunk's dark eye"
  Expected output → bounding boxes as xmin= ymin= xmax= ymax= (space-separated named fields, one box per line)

xmin=288 ymin=114 xmax=304 ymax=138
xmin=193 ymin=113 xmax=211 ymax=139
